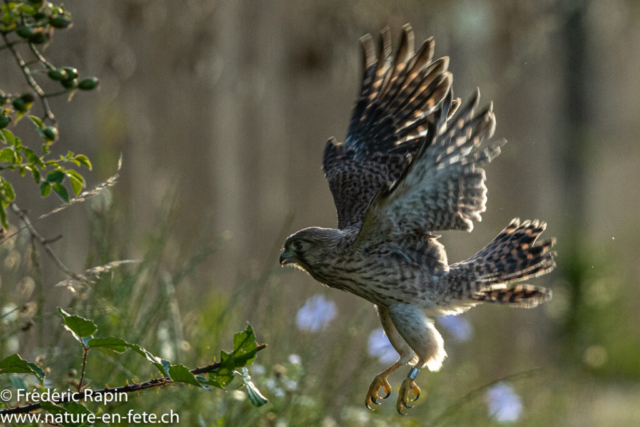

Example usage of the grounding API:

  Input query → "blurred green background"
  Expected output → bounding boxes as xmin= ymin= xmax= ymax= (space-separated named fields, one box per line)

xmin=2 ymin=0 xmax=640 ymax=425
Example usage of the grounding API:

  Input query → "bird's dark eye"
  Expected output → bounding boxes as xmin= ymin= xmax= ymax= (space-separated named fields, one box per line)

xmin=291 ymin=240 xmax=305 ymax=252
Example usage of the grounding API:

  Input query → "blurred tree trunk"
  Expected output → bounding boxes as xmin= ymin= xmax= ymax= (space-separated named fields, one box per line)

xmin=559 ymin=1 xmax=589 ymax=357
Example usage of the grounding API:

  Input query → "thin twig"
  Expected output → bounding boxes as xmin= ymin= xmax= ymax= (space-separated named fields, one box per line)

xmin=0 ymin=32 xmax=56 ymax=124
xmin=77 ymin=347 xmax=89 ymax=392
xmin=2 ymin=197 xmax=83 ymax=282
xmin=0 ymin=344 xmax=267 ymax=415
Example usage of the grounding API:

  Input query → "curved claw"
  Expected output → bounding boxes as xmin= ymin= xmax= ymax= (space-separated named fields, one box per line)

xmin=397 ymin=408 xmax=407 ymax=416
xmin=413 ymin=391 xmax=420 ymax=402
xmin=403 ymin=401 xmax=413 ymax=409
xmin=371 ymin=397 xmax=381 ymax=405
xmin=366 ymin=402 xmax=373 ymax=411
xmin=381 ymin=391 xmax=391 ymax=400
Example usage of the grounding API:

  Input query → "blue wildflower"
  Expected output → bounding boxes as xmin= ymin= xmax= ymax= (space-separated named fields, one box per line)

xmin=367 ymin=328 xmax=398 ymax=364
xmin=485 ymin=382 xmax=523 ymax=422
xmin=437 ymin=315 xmax=473 ymax=342
xmin=295 ymin=294 xmax=337 ymax=332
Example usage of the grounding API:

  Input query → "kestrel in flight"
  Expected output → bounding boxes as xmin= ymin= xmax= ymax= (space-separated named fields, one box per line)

xmin=279 ymin=24 xmax=556 ymax=415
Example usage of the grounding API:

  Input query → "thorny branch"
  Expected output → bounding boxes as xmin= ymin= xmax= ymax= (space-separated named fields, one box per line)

xmin=0 ymin=344 xmax=268 ymax=415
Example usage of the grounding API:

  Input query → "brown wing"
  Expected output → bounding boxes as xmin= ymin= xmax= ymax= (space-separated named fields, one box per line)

xmin=355 ymin=89 xmax=504 ymax=245
xmin=323 ymin=24 xmax=458 ymax=229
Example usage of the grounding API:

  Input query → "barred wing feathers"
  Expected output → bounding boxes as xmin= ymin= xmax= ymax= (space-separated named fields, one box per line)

xmin=323 ymin=24 xmax=458 ymax=230
xmin=356 ymin=89 xmax=504 ymax=244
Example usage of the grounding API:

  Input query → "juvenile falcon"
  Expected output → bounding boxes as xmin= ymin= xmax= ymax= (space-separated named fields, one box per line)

xmin=279 ymin=24 xmax=557 ymax=415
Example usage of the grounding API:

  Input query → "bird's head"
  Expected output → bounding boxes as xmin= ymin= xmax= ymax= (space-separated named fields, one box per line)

xmin=280 ymin=227 xmax=342 ymax=272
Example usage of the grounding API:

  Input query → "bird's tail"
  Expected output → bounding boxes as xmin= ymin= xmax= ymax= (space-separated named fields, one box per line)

xmin=449 ymin=218 xmax=556 ymax=308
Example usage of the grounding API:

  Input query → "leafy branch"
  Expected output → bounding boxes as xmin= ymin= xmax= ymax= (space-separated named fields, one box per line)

xmin=1 ymin=0 xmax=99 ymax=229
xmin=0 ymin=309 xmax=268 ymax=420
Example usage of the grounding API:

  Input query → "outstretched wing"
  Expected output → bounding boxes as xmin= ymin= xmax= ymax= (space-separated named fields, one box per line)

xmin=323 ymin=24 xmax=458 ymax=229
xmin=355 ymin=89 xmax=504 ymax=244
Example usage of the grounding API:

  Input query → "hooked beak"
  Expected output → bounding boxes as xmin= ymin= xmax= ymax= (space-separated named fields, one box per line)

xmin=280 ymin=251 xmax=294 ymax=266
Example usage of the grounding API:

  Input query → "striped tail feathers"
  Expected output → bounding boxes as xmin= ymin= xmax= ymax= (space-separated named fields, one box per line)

xmin=474 ymin=284 xmax=552 ymax=308
xmin=450 ymin=218 xmax=557 ymax=307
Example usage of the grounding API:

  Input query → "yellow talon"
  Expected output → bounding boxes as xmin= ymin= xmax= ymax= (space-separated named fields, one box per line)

xmin=365 ymin=372 xmax=393 ymax=410
xmin=397 ymin=377 xmax=421 ymax=415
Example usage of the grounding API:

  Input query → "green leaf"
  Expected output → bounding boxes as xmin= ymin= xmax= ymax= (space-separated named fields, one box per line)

xmin=46 ymin=169 xmax=66 ymax=183
xmin=41 ymin=182 xmax=52 ymax=197
xmin=0 ymin=147 xmax=14 ymax=162
xmin=30 ymin=166 xmax=41 ymax=183
xmin=0 ymin=206 xmax=8 ymax=230
xmin=0 ymin=354 xmax=45 ymax=381
xmin=63 ymin=402 xmax=93 ymax=427
xmin=125 ymin=343 xmax=169 ymax=377
xmin=29 ymin=115 xmax=45 ymax=129
xmin=53 ymin=183 xmax=70 ymax=203
xmin=1 ymin=129 xmax=15 ymax=146
xmin=67 ymin=169 xmax=85 ymax=196
xmin=195 ymin=375 xmax=224 ymax=390
xmin=9 ymin=375 xmax=29 ymax=391
xmin=2 ymin=179 xmax=15 ymax=201
xmin=168 ymin=364 xmax=205 ymax=389
xmin=240 ymin=368 xmax=268 ymax=407
xmin=57 ymin=308 xmax=97 ymax=344
xmin=232 ymin=324 xmax=258 ymax=368
xmin=74 ymin=154 xmax=92 ymax=170
xmin=212 ymin=350 xmax=235 ymax=387
xmin=23 ymin=146 xmax=43 ymax=166
xmin=87 ymin=337 xmax=128 ymax=353
xmin=41 ymin=401 xmax=67 ymax=415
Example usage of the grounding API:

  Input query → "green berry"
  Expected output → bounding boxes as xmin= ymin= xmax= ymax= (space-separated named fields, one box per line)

xmin=48 ymin=69 xmax=68 ymax=81
xmin=29 ymin=32 xmax=48 ymax=45
xmin=16 ymin=26 xmax=34 ymax=39
xmin=61 ymin=78 xmax=78 ymax=89
xmin=12 ymin=98 xmax=26 ymax=112
xmin=0 ymin=116 xmax=10 ymax=129
xmin=78 ymin=77 xmax=99 ymax=91
xmin=50 ymin=16 xmax=71 ymax=29
xmin=62 ymin=67 xmax=78 ymax=79
xmin=20 ymin=93 xmax=35 ymax=104
xmin=43 ymin=126 xmax=58 ymax=141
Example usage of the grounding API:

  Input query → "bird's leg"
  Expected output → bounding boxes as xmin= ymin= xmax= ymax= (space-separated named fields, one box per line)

xmin=397 ymin=367 xmax=422 ymax=415
xmin=365 ymin=362 xmax=401 ymax=409
xmin=387 ymin=304 xmax=447 ymax=416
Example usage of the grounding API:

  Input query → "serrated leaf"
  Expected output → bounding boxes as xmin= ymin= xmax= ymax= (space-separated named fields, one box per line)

xmin=125 ymin=343 xmax=169 ymax=377
xmin=87 ymin=337 xmax=128 ymax=353
xmin=0 ymin=147 xmax=14 ymax=162
xmin=168 ymin=364 xmax=205 ymax=389
xmin=58 ymin=308 xmax=97 ymax=344
xmin=195 ymin=375 xmax=224 ymax=390
xmin=74 ymin=154 xmax=92 ymax=170
xmin=53 ymin=183 xmax=70 ymax=203
xmin=233 ymin=324 xmax=258 ymax=368
xmin=0 ymin=354 xmax=45 ymax=381
xmin=240 ymin=368 xmax=268 ymax=407
xmin=211 ymin=350 xmax=235 ymax=388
